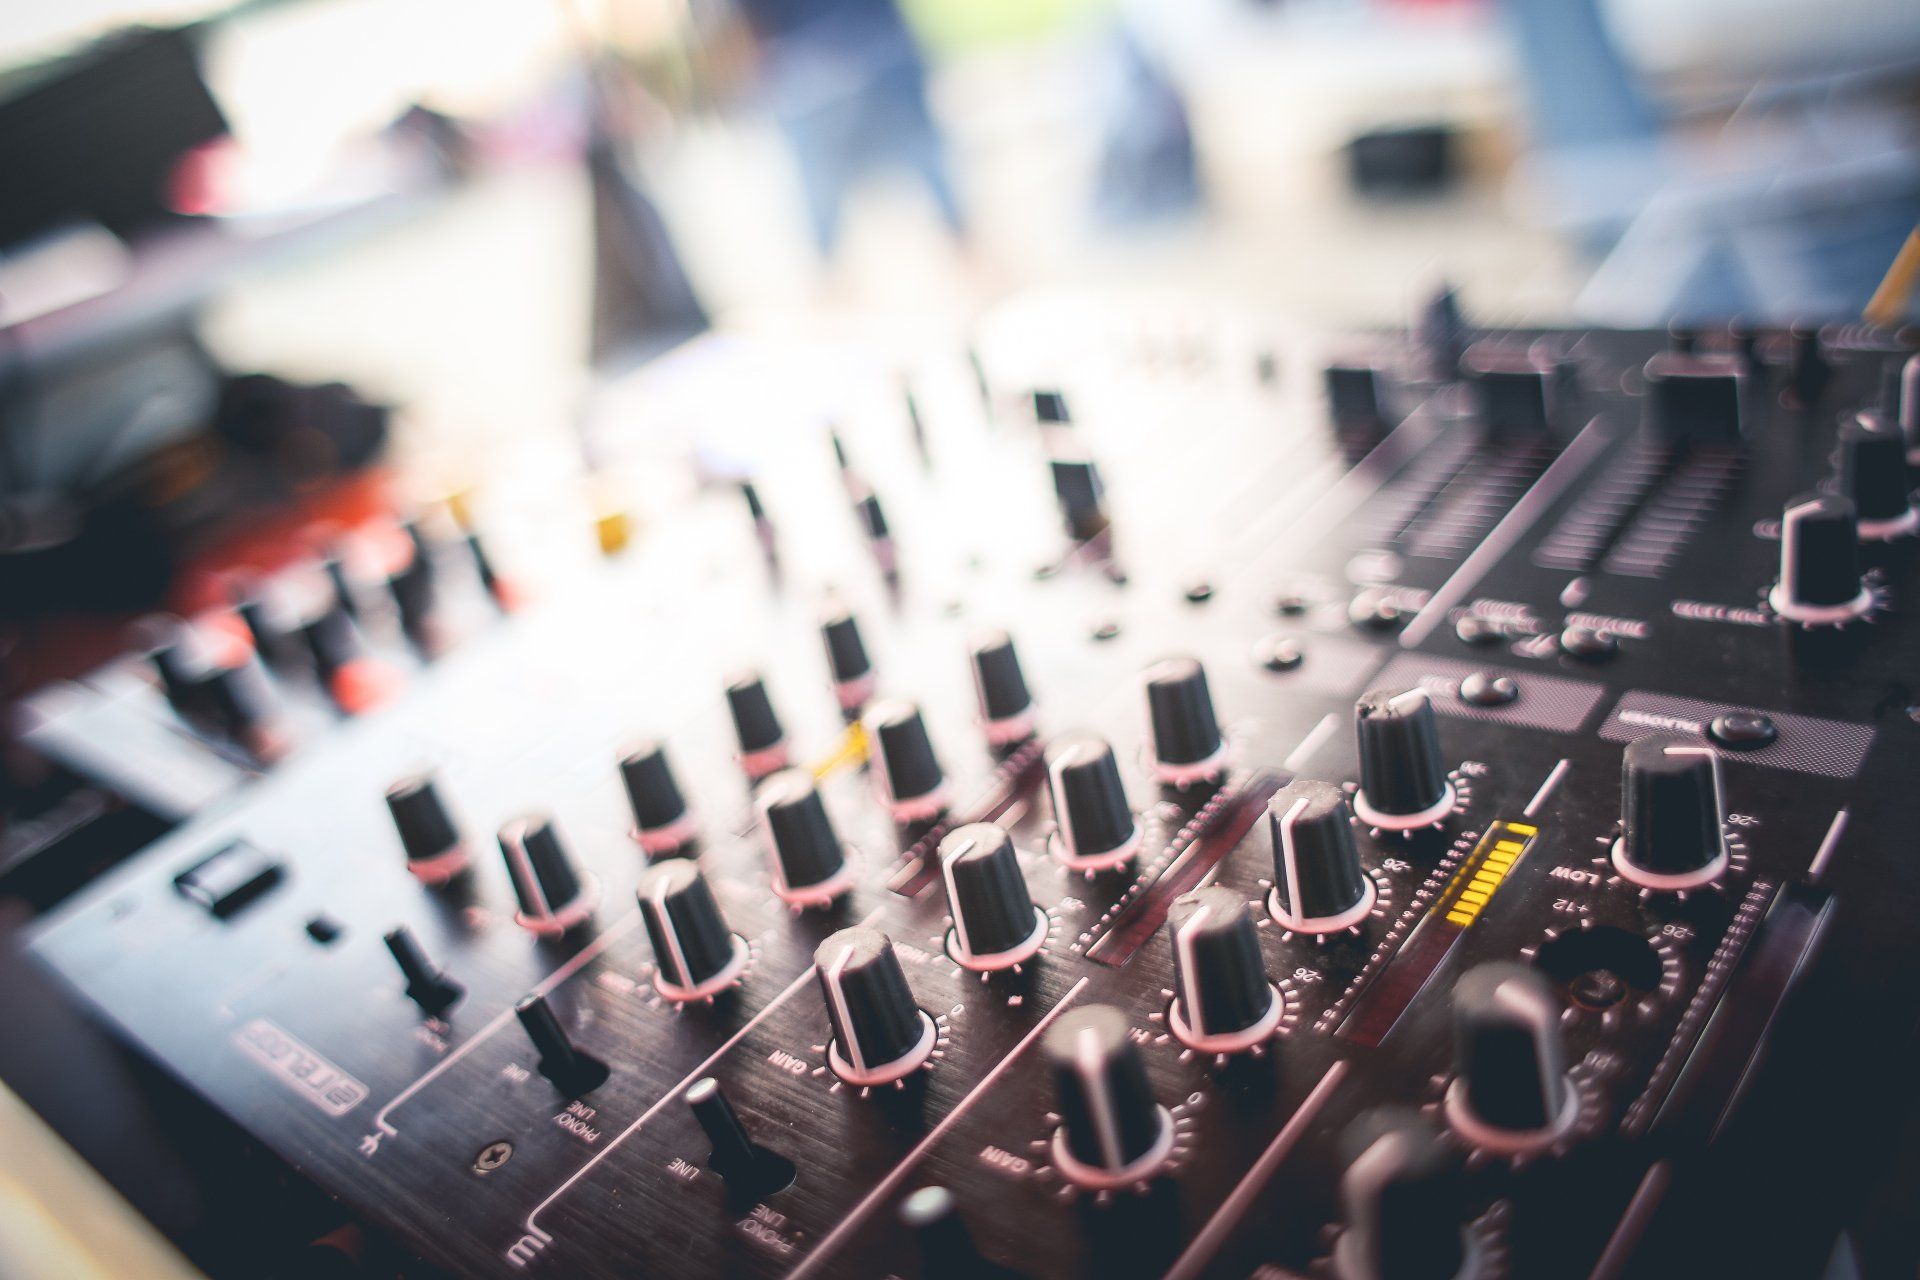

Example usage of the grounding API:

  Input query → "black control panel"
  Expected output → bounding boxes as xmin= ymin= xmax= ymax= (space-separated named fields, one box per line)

xmin=24 ymin=299 xmax=1920 ymax=1278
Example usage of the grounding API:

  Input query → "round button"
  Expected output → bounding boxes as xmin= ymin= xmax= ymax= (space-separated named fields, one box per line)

xmin=1458 ymin=672 xmax=1518 ymax=707
xmin=1708 ymin=711 xmax=1777 ymax=750
xmin=1254 ymin=635 xmax=1304 ymax=673
xmin=1348 ymin=590 xmax=1404 ymax=631
xmin=1454 ymin=614 xmax=1502 ymax=646
xmin=1273 ymin=591 xmax=1311 ymax=617
xmin=1183 ymin=581 xmax=1214 ymax=605
xmin=1558 ymin=625 xmax=1617 ymax=661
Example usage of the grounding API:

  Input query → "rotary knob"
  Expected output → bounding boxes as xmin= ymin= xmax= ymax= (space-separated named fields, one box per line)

xmin=814 ymin=927 xmax=937 ymax=1087
xmin=1353 ymin=688 xmax=1455 ymax=830
xmin=1043 ymin=1005 xmax=1174 ymax=1188
xmin=620 ymin=740 xmax=697 ymax=854
xmin=1838 ymin=414 xmax=1917 ymax=541
xmin=1444 ymin=963 xmax=1576 ymax=1153
xmin=1166 ymin=886 xmax=1282 ymax=1053
xmin=1612 ymin=734 xmax=1729 ymax=891
xmin=1050 ymin=458 xmax=1109 ymax=542
xmin=1045 ymin=733 xmax=1141 ymax=871
xmin=385 ymin=773 xmax=472 ymax=884
xmin=757 ymin=769 xmax=855 ymax=906
xmin=499 ymin=816 xmax=599 ymax=935
xmin=1267 ymin=779 xmax=1376 ymax=934
xmin=1144 ymin=656 xmax=1227 ymax=785
xmin=866 ymin=699 xmax=949 ymax=821
xmin=1769 ymin=492 xmax=1871 ymax=625
xmin=822 ymin=607 xmax=876 ymax=712
xmin=1331 ymin=1109 xmax=1481 ymax=1280
xmin=969 ymin=629 xmax=1036 ymax=745
xmin=637 ymin=860 xmax=748 ymax=1001
xmin=726 ymin=672 xmax=791 ymax=778
xmin=938 ymin=823 xmax=1047 ymax=970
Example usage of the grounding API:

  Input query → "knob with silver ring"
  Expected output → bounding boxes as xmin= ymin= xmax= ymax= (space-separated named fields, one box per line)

xmin=637 ymin=861 xmax=749 ymax=1001
xmin=1166 ymin=887 xmax=1283 ymax=1054
xmin=1612 ymin=735 xmax=1729 ymax=891
xmin=1770 ymin=493 xmax=1872 ymax=625
xmin=1267 ymin=779 xmax=1377 ymax=935
xmin=1045 ymin=732 xmax=1141 ymax=871
xmin=814 ymin=927 xmax=937 ymax=1087
xmin=1443 ymin=963 xmax=1578 ymax=1154
xmin=499 ymin=816 xmax=600 ymax=935
xmin=1043 ymin=1005 xmax=1175 ymax=1189
xmin=1353 ymin=688 xmax=1456 ymax=831
xmin=757 ymin=769 xmax=857 ymax=907
xmin=938 ymin=823 xmax=1048 ymax=971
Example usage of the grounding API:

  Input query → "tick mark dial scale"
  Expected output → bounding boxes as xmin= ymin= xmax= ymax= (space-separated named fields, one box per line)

xmin=24 ymin=303 xmax=1920 ymax=1279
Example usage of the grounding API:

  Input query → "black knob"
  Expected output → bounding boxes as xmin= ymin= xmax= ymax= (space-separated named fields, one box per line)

xmin=1144 ymin=656 xmax=1227 ymax=784
xmin=853 ymin=490 xmax=898 ymax=576
xmin=687 ymin=1078 xmax=794 ymax=1198
xmin=194 ymin=652 xmax=287 ymax=760
xmin=303 ymin=597 xmax=398 ymax=714
xmin=1050 ymin=458 xmax=1109 ymax=542
xmin=1900 ymin=353 xmax=1919 ymax=454
xmin=1353 ymin=688 xmax=1455 ymax=830
xmin=499 ymin=815 xmax=599 ymax=935
xmin=384 ymin=926 xmax=463 ymax=1017
xmin=758 ymin=769 xmax=854 ymax=906
xmin=1045 ymin=732 xmax=1140 ymax=870
xmin=1446 ymin=963 xmax=1574 ymax=1151
xmin=1769 ymin=492 xmax=1870 ymax=624
xmin=1788 ymin=323 xmax=1829 ymax=406
xmin=726 ymin=672 xmax=790 ymax=777
xmin=1043 ymin=1005 xmax=1172 ymax=1187
xmin=1614 ymin=734 xmax=1728 ymax=890
xmin=1166 ymin=886 xmax=1281 ymax=1052
xmin=1839 ymin=414 xmax=1917 ymax=540
xmin=866 ymin=699 xmax=948 ymax=819
xmin=1326 ymin=362 xmax=1389 ymax=432
xmin=1643 ymin=352 xmax=1744 ymax=446
xmin=1033 ymin=389 xmax=1071 ymax=423
xmin=1332 ymin=1109 xmax=1479 ymax=1280
xmin=235 ymin=585 xmax=301 ymax=671
xmin=638 ymin=861 xmax=747 ymax=1000
xmin=464 ymin=527 xmax=520 ymax=613
xmin=620 ymin=740 xmax=695 ymax=853
xmin=969 ymin=629 xmax=1035 ymax=743
xmin=938 ymin=823 xmax=1046 ymax=969
xmin=387 ymin=528 xmax=441 ymax=651
xmin=1267 ymin=779 xmax=1375 ymax=933
xmin=1462 ymin=341 xmax=1555 ymax=437
xmin=822 ymin=607 xmax=875 ymax=710
xmin=814 ymin=927 xmax=934 ymax=1087
xmin=515 ymin=993 xmax=608 ymax=1095
xmin=386 ymin=774 xmax=471 ymax=884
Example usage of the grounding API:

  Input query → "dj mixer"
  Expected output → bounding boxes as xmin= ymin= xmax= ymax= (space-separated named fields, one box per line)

xmin=18 ymin=295 xmax=1920 ymax=1278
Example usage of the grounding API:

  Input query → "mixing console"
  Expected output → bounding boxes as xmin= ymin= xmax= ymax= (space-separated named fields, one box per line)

xmin=21 ymin=296 xmax=1920 ymax=1278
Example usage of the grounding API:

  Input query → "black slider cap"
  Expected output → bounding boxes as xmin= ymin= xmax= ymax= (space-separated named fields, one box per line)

xmin=1462 ymin=340 xmax=1555 ymax=436
xmin=384 ymin=926 xmax=463 ymax=1016
xmin=867 ymin=699 xmax=946 ymax=811
xmin=1167 ymin=886 xmax=1276 ymax=1045
xmin=1332 ymin=1109 xmax=1473 ymax=1280
xmin=1450 ymin=963 xmax=1571 ymax=1139
xmin=759 ymin=769 xmax=850 ymax=901
xmin=620 ymin=740 xmax=692 ymax=845
xmin=1033 ymin=389 xmax=1070 ymax=423
xmin=1267 ymin=779 xmax=1373 ymax=929
xmin=1643 ymin=351 xmax=1744 ymax=446
xmin=1839 ymin=414 xmax=1917 ymax=534
xmin=726 ymin=672 xmax=786 ymax=756
xmin=499 ymin=816 xmax=596 ymax=932
xmin=1144 ymin=656 xmax=1225 ymax=777
xmin=1045 ymin=732 xmax=1138 ymax=868
xmin=969 ymin=629 xmax=1034 ymax=735
xmin=1043 ymin=1005 xmax=1167 ymax=1176
xmin=386 ymin=774 xmax=467 ymax=880
xmin=638 ymin=861 xmax=743 ymax=998
xmin=938 ymin=823 xmax=1042 ymax=963
xmin=1326 ymin=362 xmax=1387 ymax=431
xmin=856 ymin=491 xmax=890 ymax=540
xmin=516 ymin=994 xmax=608 ymax=1095
xmin=815 ymin=927 xmax=930 ymax=1083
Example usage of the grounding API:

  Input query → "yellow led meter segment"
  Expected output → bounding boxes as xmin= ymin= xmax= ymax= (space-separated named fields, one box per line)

xmin=1438 ymin=821 xmax=1537 ymax=927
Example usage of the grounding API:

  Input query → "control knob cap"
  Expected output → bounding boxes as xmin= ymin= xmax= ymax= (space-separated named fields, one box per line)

xmin=1769 ymin=492 xmax=1871 ymax=624
xmin=1166 ymin=886 xmax=1281 ymax=1052
xmin=1613 ymin=734 xmax=1728 ymax=890
xmin=638 ymin=861 xmax=747 ymax=1000
xmin=1353 ymin=688 xmax=1455 ymax=830
xmin=969 ymin=629 xmax=1035 ymax=743
xmin=1267 ymin=779 xmax=1376 ymax=933
xmin=758 ymin=769 xmax=854 ymax=906
xmin=1838 ymin=414 xmax=1917 ymax=540
xmin=726 ymin=671 xmax=789 ymax=776
xmin=386 ymin=773 xmax=471 ymax=883
xmin=1043 ymin=1005 xmax=1173 ymax=1187
xmin=1045 ymin=733 xmax=1140 ymax=870
xmin=1445 ymin=963 xmax=1575 ymax=1152
xmin=821 ymin=608 xmax=875 ymax=710
xmin=498 ymin=816 xmax=599 ymax=935
xmin=866 ymin=699 xmax=948 ymax=820
xmin=620 ymin=739 xmax=696 ymax=853
xmin=814 ymin=927 xmax=935 ymax=1087
xmin=937 ymin=823 xmax=1046 ymax=969
xmin=1332 ymin=1109 xmax=1480 ymax=1280
xmin=1144 ymin=656 xmax=1226 ymax=784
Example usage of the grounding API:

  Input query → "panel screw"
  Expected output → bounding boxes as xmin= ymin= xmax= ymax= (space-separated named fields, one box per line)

xmin=474 ymin=1141 xmax=513 ymax=1174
